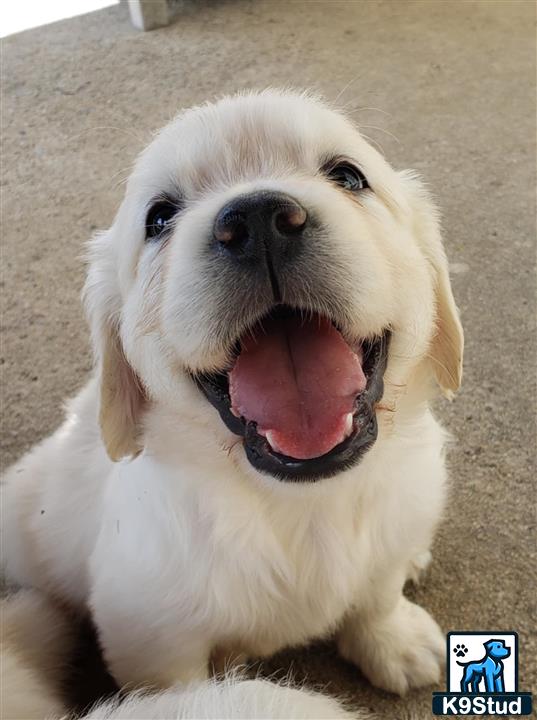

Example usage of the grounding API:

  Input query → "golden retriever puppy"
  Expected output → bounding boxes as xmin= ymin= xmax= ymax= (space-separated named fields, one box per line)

xmin=2 ymin=90 xmax=463 ymax=699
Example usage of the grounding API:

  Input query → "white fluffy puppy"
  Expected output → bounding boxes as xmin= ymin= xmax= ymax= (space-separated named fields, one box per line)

xmin=2 ymin=90 xmax=463 ymax=699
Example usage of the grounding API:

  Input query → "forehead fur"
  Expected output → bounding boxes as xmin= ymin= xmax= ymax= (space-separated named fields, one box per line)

xmin=131 ymin=89 xmax=393 ymax=200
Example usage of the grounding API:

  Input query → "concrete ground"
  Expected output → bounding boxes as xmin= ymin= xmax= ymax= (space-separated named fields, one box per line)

xmin=1 ymin=1 xmax=535 ymax=717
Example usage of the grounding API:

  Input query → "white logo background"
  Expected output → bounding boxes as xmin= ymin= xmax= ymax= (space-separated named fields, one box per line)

xmin=448 ymin=633 xmax=517 ymax=693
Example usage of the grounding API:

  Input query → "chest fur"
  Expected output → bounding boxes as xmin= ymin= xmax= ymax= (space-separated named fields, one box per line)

xmin=186 ymin=492 xmax=369 ymax=654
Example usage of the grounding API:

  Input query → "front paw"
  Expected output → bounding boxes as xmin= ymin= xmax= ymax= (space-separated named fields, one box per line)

xmin=338 ymin=598 xmax=444 ymax=695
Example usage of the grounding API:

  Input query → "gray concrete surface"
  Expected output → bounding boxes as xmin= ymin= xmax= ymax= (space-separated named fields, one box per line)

xmin=1 ymin=1 xmax=535 ymax=717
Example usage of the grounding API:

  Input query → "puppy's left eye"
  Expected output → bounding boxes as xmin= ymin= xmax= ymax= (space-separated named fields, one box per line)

xmin=145 ymin=200 xmax=179 ymax=240
xmin=327 ymin=163 xmax=369 ymax=192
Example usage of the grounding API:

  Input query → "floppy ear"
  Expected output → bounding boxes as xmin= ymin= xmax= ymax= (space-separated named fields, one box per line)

xmin=400 ymin=172 xmax=464 ymax=395
xmin=428 ymin=242 xmax=464 ymax=394
xmin=99 ymin=320 xmax=146 ymax=461
xmin=84 ymin=230 xmax=147 ymax=461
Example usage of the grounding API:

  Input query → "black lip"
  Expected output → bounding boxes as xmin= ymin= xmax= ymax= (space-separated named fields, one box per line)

xmin=194 ymin=324 xmax=390 ymax=482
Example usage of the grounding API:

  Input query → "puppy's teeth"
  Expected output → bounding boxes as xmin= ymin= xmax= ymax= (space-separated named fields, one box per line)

xmin=266 ymin=431 xmax=283 ymax=454
xmin=343 ymin=412 xmax=354 ymax=438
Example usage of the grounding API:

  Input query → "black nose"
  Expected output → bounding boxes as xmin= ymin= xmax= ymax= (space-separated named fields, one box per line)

xmin=213 ymin=191 xmax=308 ymax=266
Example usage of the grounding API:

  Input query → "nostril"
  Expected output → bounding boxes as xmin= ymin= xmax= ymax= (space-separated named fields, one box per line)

xmin=274 ymin=205 xmax=307 ymax=236
xmin=214 ymin=225 xmax=234 ymax=244
xmin=214 ymin=212 xmax=249 ymax=248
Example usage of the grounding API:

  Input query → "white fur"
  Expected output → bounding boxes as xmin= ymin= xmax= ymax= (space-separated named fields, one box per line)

xmin=1 ymin=591 xmax=73 ymax=719
xmin=1 ymin=90 xmax=463 ymax=700
xmin=0 ymin=591 xmax=354 ymax=719
xmin=83 ymin=678 xmax=355 ymax=720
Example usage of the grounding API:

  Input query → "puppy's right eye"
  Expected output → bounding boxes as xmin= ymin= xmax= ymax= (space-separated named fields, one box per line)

xmin=145 ymin=200 xmax=179 ymax=240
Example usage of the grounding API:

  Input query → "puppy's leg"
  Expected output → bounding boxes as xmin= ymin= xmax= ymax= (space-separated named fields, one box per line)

xmin=95 ymin=616 xmax=211 ymax=690
xmin=89 ymin=523 xmax=212 ymax=689
xmin=337 ymin=567 xmax=444 ymax=695
xmin=91 ymin=585 xmax=211 ymax=689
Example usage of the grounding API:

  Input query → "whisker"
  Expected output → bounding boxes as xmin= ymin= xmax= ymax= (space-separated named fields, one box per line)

xmin=332 ymin=76 xmax=361 ymax=107
xmin=359 ymin=124 xmax=401 ymax=145
xmin=63 ymin=125 xmax=147 ymax=146
xmin=358 ymin=131 xmax=385 ymax=156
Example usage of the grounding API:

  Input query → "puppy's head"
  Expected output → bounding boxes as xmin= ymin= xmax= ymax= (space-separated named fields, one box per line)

xmin=85 ymin=90 xmax=463 ymax=481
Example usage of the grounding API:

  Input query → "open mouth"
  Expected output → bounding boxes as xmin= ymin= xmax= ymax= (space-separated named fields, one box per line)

xmin=195 ymin=307 xmax=389 ymax=481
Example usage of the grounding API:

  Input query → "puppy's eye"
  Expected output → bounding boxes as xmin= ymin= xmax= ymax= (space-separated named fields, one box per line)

xmin=145 ymin=200 xmax=179 ymax=240
xmin=327 ymin=163 xmax=369 ymax=192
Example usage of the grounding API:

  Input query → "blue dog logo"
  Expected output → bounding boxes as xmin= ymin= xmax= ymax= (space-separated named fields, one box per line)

xmin=455 ymin=639 xmax=511 ymax=693
xmin=432 ymin=632 xmax=533 ymax=715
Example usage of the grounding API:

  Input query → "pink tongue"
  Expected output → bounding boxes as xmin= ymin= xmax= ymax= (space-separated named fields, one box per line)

xmin=229 ymin=315 xmax=366 ymax=459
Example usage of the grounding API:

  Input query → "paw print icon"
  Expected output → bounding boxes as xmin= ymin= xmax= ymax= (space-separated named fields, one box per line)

xmin=453 ymin=643 xmax=468 ymax=658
